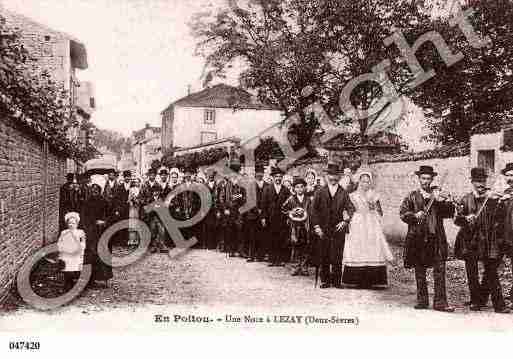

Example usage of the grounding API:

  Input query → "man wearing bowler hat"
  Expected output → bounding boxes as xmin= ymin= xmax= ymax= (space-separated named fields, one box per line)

xmin=453 ymin=167 xmax=510 ymax=313
xmin=262 ymin=166 xmax=291 ymax=266
xmin=400 ymin=165 xmax=455 ymax=311
xmin=310 ymin=162 xmax=355 ymax=288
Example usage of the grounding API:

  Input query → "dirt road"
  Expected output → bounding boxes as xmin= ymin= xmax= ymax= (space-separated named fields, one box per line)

xmin=1 ymin=248 xmax=513 ymax=332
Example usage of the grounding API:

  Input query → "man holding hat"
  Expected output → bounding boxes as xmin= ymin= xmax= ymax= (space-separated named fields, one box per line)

xmin=262 ymin=166 xmax=292 ymax=266
xmin=245 ymin=164 xmax=269 ymax=262
xmin=282 ymin=177 xmax=311 ymax=276
xmin=400 ymin=165 xmax=455 ymax=311
xmin=453 ymin=167 xmax=510 ymax=313
xmin=310 ymin=162 xmax=354 ymax=288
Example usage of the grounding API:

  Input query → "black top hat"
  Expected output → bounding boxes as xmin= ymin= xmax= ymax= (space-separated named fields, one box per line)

xmin=292 ymin=178 xmax=307 ymax=187
xmin=471 ymin=167 xmax=488 ymax=181
xmin=270 ymin=166 xmax=284 ymax=176
xmin=159 ymin=168 xmax=169 ymax=176
xmin=228 ymin=160 xmax=241 ymax=173
xmin=324 ymin=161 xmax=340 ymax=175
xmin=415 ymin=165 xmax=437 ymax=177
xmin=184 ymin=166 xmax=195 ymax=175
xmin=122 ymin=170 xmax=132 ymax=177
xmin=501 ymin=162 xmax=513 ymax=175
xmin=255 ymin=164 xmax=265 ymax=174
xmin=147 ymin=168 xmax=157 ymax=175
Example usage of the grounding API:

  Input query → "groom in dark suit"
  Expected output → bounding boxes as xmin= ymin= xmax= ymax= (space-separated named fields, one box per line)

xmin=262 ymin=166 xmax=291 ymax=266
xmin=311 ymin=162 xmax=354 ymax=288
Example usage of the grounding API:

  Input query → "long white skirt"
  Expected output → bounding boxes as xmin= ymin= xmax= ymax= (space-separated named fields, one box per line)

xmin=343 ymin=211 xmax=393 ymax=267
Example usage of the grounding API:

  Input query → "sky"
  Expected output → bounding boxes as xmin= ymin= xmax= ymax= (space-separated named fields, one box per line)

xmin=2 ymin=0 xmax=238 ymax=135
xmin=2 ymin=0 xmax=432 ymax=150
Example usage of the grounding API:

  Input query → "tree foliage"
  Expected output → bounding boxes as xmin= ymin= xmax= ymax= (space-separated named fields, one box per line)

xmin=409 ymin=0 xmax=513 ymax=144
xmin=0 ymin=14 xmax=94 ymax=161
xmin=93 ymin=128 xmax=132 ymax=159
xmin=191 ymin=0 xmax=513 ymax=148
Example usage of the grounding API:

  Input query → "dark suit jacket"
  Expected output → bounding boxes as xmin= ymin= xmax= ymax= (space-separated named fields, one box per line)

xmin=262 ymin=184 xmax=291 ymax=233
xmin=310 ymin=185 xmax=354 ymax=265
xmin=246 ymin=181 xmax=268 ymax=220
xmin=399 ymin=190 xmax=454 ymax=268
xmin=114 ymin=183 xmax=131 ymax=219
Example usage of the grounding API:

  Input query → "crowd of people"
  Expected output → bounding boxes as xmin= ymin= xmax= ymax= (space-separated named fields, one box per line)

xmin=56 ymin=159 xmax=513 ymax=314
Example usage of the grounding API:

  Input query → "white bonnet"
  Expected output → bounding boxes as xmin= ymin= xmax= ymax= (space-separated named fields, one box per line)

xmin=305 ymin=168 xmax=317 ymax=179
xmin=64 ymin=211 xmax=80 ymax=224
xmin=169 ymin=167 xmax=180 ymax=176
xmin=357 ymin=170 xmax=373 ymax=182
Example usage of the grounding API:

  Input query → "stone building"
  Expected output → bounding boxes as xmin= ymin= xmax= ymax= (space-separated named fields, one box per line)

xmin=161 ymin=84 xmax=283 ymax=151
xmin=131 ymin=124 xmax=162 ymax=177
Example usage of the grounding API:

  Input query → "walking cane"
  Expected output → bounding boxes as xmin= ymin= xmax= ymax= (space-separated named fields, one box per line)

xmin=314 ymin=232 xmax=323 ymax=288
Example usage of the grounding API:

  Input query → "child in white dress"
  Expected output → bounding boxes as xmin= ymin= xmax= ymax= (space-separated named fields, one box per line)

xmin=58 ymin=212 xmax=86 ymax=291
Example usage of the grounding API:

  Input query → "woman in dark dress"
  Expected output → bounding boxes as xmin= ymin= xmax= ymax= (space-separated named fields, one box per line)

xmin=81 ymin=183 xmax=113 ymax=289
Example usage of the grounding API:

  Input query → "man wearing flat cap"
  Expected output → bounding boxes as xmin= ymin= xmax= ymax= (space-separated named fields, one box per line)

xmin=454 ymin=167 xmax=510 ymax=313
xmin=310 ymin=162 xmax=354 ymax=288
xmin=261 ymin=166 xmax=292 ymax=266
xmin=400 ymin=165 xmax=455 ymax=312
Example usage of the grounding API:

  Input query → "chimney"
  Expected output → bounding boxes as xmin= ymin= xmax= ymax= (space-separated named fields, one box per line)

xmin=187 ymin=85 xmax=191 ymax=95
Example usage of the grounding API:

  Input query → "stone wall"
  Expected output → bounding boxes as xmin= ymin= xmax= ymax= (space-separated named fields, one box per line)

xmin=370 ymin=156 xmax=471 ymax=244
xmin=0 ymin=118 xmax=66 ymax=304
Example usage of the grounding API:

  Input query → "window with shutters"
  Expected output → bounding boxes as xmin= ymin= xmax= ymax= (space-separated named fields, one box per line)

xmin=477 ymin=150 xmax=495 ymax=174
xmin=204 ymin=109 xmax=215 ymax=124
xmin=504 ymin=127 xmax=513 ymax=150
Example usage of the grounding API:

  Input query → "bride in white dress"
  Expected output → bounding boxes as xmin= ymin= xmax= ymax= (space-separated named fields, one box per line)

xmin=342 ymin=171 xmax=393 ymax=289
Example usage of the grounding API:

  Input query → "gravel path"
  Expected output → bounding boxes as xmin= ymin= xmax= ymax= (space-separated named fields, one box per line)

xmin=1 ymin=247 xmax=513 ymax=332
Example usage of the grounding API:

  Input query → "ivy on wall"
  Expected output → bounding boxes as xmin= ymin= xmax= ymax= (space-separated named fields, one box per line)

xmin=0 ymin=15 xmax=96 ymax=162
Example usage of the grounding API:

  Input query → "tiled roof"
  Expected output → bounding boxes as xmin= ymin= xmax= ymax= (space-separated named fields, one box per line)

xmin=470 ymin=111 xmax=513 ymax=135
xmin=161 ymin=84 xmax=280 ymax=113
xmin=174 ymin=137 xmax=240 ymax=153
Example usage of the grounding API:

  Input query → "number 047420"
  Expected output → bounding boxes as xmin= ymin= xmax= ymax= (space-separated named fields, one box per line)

xmin=9 ymin=341 xmax=40 ymax=350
